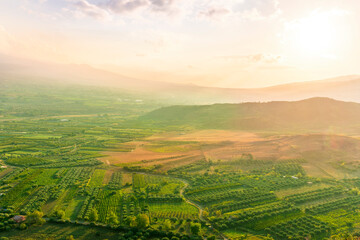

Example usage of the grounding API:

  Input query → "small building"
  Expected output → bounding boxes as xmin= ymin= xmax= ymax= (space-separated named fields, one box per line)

xmin=13 ymin=215 xmax=26 ymax=223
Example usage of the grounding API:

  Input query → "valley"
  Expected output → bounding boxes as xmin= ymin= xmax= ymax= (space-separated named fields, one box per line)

xmin=1 ymin=83 xmax=360 ymax=239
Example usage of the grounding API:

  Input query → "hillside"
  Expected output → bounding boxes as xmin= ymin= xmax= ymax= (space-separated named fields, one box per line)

xmin=141 ymin=98 xmax=360 ymax=133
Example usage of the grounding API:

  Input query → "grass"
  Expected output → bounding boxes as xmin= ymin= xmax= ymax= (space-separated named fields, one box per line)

xmin=32 ymin=169 xmax=59 ymax=185
xmin=67 ymin=196 xmax=86 ymax=220
xmin=42 ymin=188 xmax=70 ymax=215
xmin=149 ymin=202 xmax=198 ymax=219
xmin=88 ymin=169 xmax=106 ymax=187
xmin=275 ymin=183 xmax=332 ymax=198
xmin=159 ymin=183 xmax=182 ymax=195
xmin=20 ymin=134 xmax=62 ymax=139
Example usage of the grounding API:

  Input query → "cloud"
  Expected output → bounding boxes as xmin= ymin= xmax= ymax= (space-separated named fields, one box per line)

xmin=69 ymin=0 xmax=111 ymax=20
xmin=149 ymin=0 xmax=177 ymax=12
xmin=196 ymin=0 xmax=281 ymax=22
xmin=198 ymin=7 xmax=231 ymax=20
xmin=239 ymin=0 xmax=281 ymax=20
xmin=247 ymin=53 xmax=282 ymax=63
xmin=33 ymin=0 xmax=281 ymax=22
xmin=104 ymin=0 xmax=179 ymax=14
xmin=64 ymin=0 xmax=179 ymax=19
xmin=104 ymin=0 xmax=148 ymax=14
xmin=218 ymin=53 xmax=282 ymax=64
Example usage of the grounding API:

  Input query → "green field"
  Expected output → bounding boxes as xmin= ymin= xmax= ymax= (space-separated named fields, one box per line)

xmin=87 ymin=169 xmax=106 ymax=187
xmin=2 ymin=82 xmax=360 ymax=240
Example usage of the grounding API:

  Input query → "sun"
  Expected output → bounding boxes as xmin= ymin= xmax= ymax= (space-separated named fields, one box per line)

xmin=283 ymin=10 xmax=346 ymax=58
xmin=293 ymin=15 xmax=334 ymax=54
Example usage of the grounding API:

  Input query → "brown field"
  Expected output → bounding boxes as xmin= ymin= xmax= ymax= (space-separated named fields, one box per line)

xmin=102 ymin=141 xmax=183 ymax=163
xmin=100 ymin=130 xmax=360 ymax=178
xmin=122 ymin=173 xmax=133 ymax=185
xmin=102 ymin=169 xmax=114 ymax=184
xmin=147 ymin=130 xmax=262 ymax=142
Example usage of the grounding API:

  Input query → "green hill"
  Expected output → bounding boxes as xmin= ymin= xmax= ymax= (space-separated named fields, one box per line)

xmin=140 ymin=98 xmax=360 ymax=132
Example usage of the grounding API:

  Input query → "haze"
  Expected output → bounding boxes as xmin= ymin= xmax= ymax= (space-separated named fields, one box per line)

xmin=3 ymin=1 xmax=360 ymax=240
xmin=1 ymin=0 xmax=360 ymax=88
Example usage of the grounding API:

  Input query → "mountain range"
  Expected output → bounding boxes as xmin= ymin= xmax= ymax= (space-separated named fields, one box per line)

xmin=0 ymin=54 xmax=359 ymax=104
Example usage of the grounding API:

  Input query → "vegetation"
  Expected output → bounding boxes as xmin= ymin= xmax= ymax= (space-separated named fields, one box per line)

xmin=140 ymin=97 xmax=360 ymax=133
xmin=2 ymin=82 xmax=360 ymax=239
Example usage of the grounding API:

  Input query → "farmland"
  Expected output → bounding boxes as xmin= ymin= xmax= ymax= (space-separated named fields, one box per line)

xmin=2 ymin=84 xmax=360 ymax=239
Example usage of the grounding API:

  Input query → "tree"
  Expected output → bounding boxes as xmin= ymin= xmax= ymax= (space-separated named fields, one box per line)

xmin=88 ymin=208 xmax=98 ymax=222
xmin=215 ymin=210 xmax=222 ymax=217
xmin=66 ymin=236 xmax=75 ymax=240
xmin=136 ymin=214 xmax=150 ymax=228
xmin=203 ymin=208 xmax=209 ymax=218
xmin=27 ymin=210 xmax=46 ymax=225
xmin=54 ymin=209 xmax=66 ymax=220
xmin=163 ymin=219 xmax=172 ymax=231
xmin=128 ymin=216 xmax=137 ymax=227
xmin=190 ymin=223 xmax=201 ymax=236
xmin=347 ymin=222 xmax=354 ymax=229
xmin=19 ymin=223 xmax=27 ymax=230
xmin=108 ymin=211 xmax=119 ymax=225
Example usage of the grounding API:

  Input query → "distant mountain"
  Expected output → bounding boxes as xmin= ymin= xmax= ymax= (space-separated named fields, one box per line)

xmin=0 ymin=54 xmax=359 ymax=103
xmin=177 ymin=75 xmax=360 ymax=103
xmin=140 ymin=98 xmax=360 ymax=133
xmin=0 ymin=55 xmax=183 ymax=92
xmin=255 ymin=75 xmax=360 ymax=102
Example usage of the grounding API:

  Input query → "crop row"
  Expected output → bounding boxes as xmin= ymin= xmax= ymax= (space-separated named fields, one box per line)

xmin=147 ymin=195 xmax=183 ymax=203
xmin=150 ymin=211 xmax=197 ymax=220
xmin=285 ymin=187 xmax=344 ymax=204
xmin=305 ymin=196 xmax=360 ymax=214
xmin=107 ymin=172 xmax=122 ymax=189
xmin=21 ymin=186 xmax=52 ymax=213
xmin=77 ymin=187 xmax=101 ymax=220
xmin=211 ymin=191 xmax=277 ymax=213
xmin=266 ymin=216 xmax=330 ymax=240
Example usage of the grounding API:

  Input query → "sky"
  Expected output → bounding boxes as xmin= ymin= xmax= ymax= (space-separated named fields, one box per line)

xmin=0 ymin=0 xmax=359 ymax=88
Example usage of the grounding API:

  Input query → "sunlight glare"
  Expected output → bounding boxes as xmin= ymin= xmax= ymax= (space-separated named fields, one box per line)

xmin=284 ymin=10 xmax=347 ymax=58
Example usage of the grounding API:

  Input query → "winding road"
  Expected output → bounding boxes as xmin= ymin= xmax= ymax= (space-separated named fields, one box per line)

xmin=179 ymin=181 xmax=204 ymax=220
xmin=178 ymin=179 xmax=228 ymax=240
xmin=135 ymin=171 xmax=228 ymax=240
